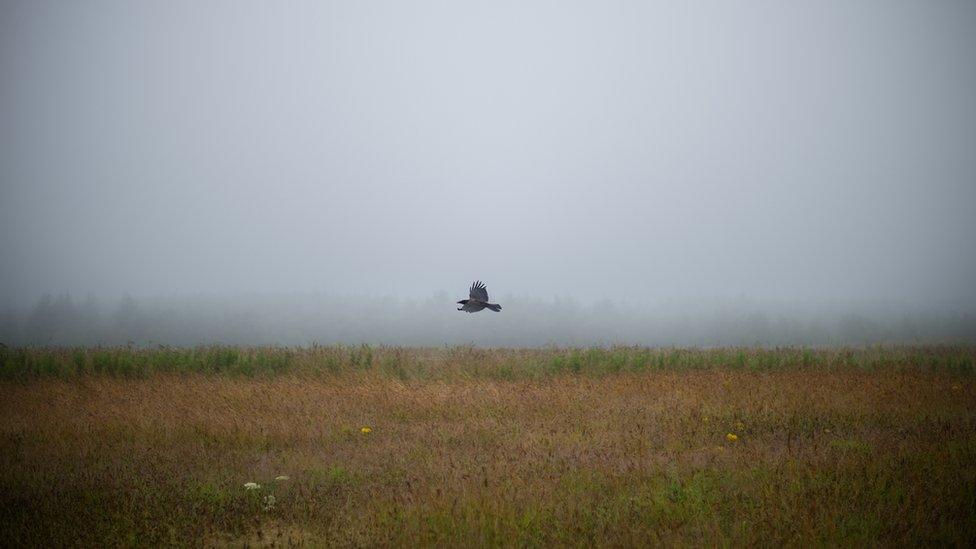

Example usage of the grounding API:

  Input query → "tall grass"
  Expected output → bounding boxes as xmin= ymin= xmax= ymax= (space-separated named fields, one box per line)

xmin=1 ymin=346 xmax=974 ymax=545
xmin=1 ymin=344 xmax=973 ymax=380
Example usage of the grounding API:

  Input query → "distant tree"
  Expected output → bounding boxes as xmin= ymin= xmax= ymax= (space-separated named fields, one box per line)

xmin=78 ymin=294 xmax=104 ymax=344
xmin=0 ymin=306 xmax=21 ymax=345
xmin=112 ymin=295 xmax=147 ymax=344
xmin=838 ymin=314 xmax=881 ymax=345
xmin=25 ymin=294 xmax=56 ymax=344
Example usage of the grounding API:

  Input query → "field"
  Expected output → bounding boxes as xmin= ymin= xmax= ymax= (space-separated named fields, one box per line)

xmin=1 ymin=346 xmax=975 ymax=546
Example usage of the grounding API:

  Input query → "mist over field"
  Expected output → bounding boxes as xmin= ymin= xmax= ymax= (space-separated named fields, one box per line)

xmin=1 ymin=292 xmax=973 ymax=347
xmin=2 ymin=1 xmax=975 ymax=346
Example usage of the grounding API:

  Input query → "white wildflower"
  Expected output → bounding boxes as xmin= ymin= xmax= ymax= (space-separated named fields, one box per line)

xmin=244 ymin=482 xmax=261 ymax=490
xmin=275 ymin=475 xmax=290 ymax=482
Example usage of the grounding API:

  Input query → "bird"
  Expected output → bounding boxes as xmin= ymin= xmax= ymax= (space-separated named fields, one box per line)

xmin=457 ymin=281 xmax=502 ymax=313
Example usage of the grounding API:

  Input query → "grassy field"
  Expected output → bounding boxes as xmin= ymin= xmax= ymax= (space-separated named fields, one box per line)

xmin=1 ymin=346 xmax=974 ymax=546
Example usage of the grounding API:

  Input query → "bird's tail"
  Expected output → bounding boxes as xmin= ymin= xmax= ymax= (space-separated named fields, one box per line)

xmin=485 ymin=303 xmax=502 ymax=312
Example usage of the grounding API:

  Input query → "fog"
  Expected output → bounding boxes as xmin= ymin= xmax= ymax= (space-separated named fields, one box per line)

xmin=2 ymin=1 xmax=975 ymax=346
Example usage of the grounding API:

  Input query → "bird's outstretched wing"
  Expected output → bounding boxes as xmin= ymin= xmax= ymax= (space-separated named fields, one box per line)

xmin=469 ymin=280 xmax=489 ymax=302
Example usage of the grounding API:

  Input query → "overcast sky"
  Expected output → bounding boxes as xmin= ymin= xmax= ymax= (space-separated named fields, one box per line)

xmin=2 ymin=0 xmax=975 ymax=310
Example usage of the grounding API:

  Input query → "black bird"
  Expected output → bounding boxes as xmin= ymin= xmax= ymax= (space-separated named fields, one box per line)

xmin=457 ymin=281 xmax=502 ymax=313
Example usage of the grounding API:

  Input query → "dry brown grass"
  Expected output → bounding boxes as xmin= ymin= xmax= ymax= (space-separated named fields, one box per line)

xmin=1 ymin=351 xmax=975 ymax=546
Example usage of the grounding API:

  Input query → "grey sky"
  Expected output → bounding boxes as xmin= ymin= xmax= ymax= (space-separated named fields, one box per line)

xmin=2 ymin=0 xmax=975 ymax=311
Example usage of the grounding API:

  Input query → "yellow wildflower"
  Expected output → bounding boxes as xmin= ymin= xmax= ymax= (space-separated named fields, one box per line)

xmin=361 ymin=426 xmax=372 ymax=434
xmin=726 ymin=433 xmax=738 ymax=442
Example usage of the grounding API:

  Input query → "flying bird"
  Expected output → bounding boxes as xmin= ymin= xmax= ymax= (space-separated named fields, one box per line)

xmin=457 ymin=281 xmax=502 ymax=313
